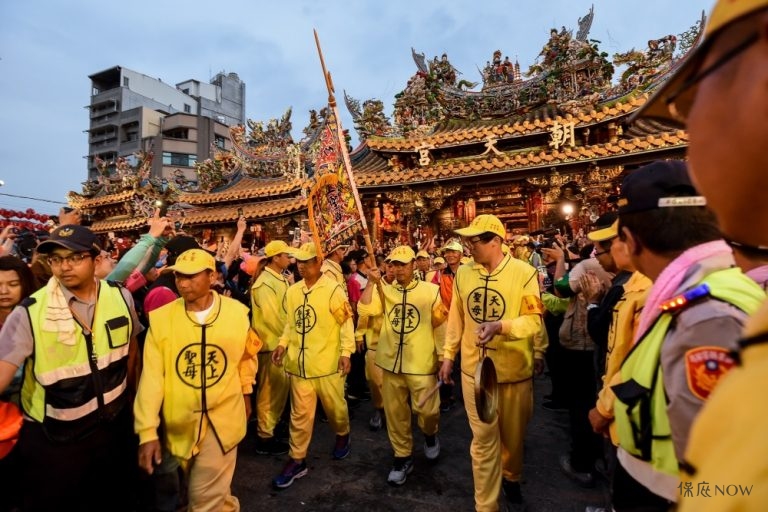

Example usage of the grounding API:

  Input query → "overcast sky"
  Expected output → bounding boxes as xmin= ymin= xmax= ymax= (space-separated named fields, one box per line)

xmin=0 ymin=0 xmax=709 ymax=214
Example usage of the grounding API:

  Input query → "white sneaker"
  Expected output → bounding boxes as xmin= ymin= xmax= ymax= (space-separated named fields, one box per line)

xmin=368 ymin=410 xmax=383 ymax=431
xmin=424 ymin=435 xmax=440 ymax=460
xmin=387 ymin=457 xmax=414 ymax=486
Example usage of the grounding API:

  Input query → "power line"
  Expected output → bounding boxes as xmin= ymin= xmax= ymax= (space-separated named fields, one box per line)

xmin=0 ymin=192 xmax=67 ymax=205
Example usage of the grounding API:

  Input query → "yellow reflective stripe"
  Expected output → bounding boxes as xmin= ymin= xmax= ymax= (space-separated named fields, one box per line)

xmin=36 ymin=345 xmax=129 ymax=386
xmin=44 ymin=379 xmax=127 ymax=421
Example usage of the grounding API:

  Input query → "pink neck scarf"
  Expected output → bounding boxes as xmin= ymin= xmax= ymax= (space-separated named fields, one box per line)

xmin=634 ymin=240 xmax=733 ymax=343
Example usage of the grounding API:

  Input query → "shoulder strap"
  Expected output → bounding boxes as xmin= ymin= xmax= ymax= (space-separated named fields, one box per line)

xmin=20 ymin=297 xmax=37 ymax=308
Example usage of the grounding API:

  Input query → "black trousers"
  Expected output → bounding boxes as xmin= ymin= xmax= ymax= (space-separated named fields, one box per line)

xmin=543 ymin=312 xmax=566 ymax=402
xmin=562 ymin=348 xmax=602 ymax=473
xmin=347 ymin=349 xmax=369 ymax=397
xmin=18 ymin=407 xmax=137 ymax=512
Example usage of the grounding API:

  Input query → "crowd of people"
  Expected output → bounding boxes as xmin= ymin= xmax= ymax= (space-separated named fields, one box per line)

xmin=0 ymin=1 xmax=767 ymax=511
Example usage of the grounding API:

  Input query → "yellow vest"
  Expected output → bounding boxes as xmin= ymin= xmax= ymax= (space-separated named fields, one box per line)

xmin=279 ymin=275 xmax=355 ymax=378
xmin=251 ymin=266 xmax=290 ymax=352
xmin=614 ymin=268 xmax=764 ymax=479
xmin=597 ymin=271 xmax=652 ymax=444
xmin=22 ymin=281 xmax=132 ymax=442
xmin=374 ymin=280 xmax=444 ymax=375
xmin=356 ymin=288 xmax=386 ymax=351
xmin=321 ymin=259 xmax=346 ymax=290
xmin=134 ymin=292 xmax=255 ymax=459
xmin=445 ymin=255 xmax=542 ymax=383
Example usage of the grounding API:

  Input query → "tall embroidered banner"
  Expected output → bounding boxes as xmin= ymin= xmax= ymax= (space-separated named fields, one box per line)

xmin=307 ymin=110 xmax=364 ymax=257
xmin=308 ymin=31 xmax=372 ymax=260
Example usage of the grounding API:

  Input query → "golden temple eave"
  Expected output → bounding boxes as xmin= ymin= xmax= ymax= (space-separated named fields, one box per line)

xmin=90 ymin=195 xmax=307 ymax=233
xmin=355 ymin=130 xmax=687 ymax=188
xmin=68 ymin=189 xmax=137 ymax=209
xmin=364 ymin=95 xmax=648 ymax=152
xmin=178 ymin=176 xmax=304 ymax=204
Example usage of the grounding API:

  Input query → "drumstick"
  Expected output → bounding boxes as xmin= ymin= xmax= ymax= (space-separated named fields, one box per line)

xmin=417 ymin=379 xmax=443 ymax=408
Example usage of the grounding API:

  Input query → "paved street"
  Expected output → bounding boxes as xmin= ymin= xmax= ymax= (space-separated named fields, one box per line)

xmin=231 ymin=375 xmax=609 ymax=511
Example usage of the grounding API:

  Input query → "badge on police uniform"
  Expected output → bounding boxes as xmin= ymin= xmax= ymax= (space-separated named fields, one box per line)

xmin=684 ymin=346 xmax=736 ymax=400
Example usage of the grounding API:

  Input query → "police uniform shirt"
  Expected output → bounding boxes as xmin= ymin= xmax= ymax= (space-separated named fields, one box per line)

xmin=0 ymin=281 xmax=142 ymax=369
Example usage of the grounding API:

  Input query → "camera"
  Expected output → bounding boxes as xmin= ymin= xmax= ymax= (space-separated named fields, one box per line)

xmin=13 ymin=229 xmax=40 ymax=261
xmin=532 ymin=228 xmax=559 ymax=255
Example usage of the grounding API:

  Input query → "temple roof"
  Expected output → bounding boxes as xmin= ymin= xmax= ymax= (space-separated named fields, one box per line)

xmin=365 ymin=95 xmax=645 ymax=152
xmin=70 ymin=8 xmax=705 ymax=233
xmin=90 ymin=195 xmax=306 ymax=232
xmin=178 ymin=175 xmax=303 ymax=204
xmin=355 ymin=130 xmax=688 ymax=188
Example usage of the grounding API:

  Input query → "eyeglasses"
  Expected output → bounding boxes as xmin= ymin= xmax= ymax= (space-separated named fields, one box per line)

xmin=667 ymin=32 xmax=758 ymax=123
xmin=48 ymin=253 xmax=93 ymax=267
xmin=467 ymin=235 xmax=496 ymax=246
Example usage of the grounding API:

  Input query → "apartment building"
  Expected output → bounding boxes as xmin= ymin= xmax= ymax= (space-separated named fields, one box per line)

xmin=86 ymin=66 xmax=245 ymax=184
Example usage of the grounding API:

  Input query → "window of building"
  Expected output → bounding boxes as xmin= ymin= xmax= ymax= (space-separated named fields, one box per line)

xmin=123 ymin=77 xmax=129 ymax=87
xmin=184 ymin=104 xmax=191 ymax=113
xmin=163 ymin=128 xmax=189 ymax=140
xmin=214 ymin=135 xmax=226 ymax=149
xmin=182 ymin=88 xmax=190 ymax=95
xmin=162 ymin=152 xmax=197 ymax=167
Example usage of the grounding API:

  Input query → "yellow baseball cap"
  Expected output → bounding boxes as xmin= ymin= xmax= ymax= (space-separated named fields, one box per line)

xmin=388 ymin=245 xmax=416 ymax=263
xmin=293 ymin=242 xmax=319 ymax=261
xmin=167 ymin=249 xmax=216 ymax=275
xmin=442 ymin=239 xmax=464 ymax=252
xmin=587 ymin=212 xmax=620 ymax=242
xmin=416 ymin=250 xmax=430 ymax=259
xmin=455 ymin=214 xmax=505 ymax=239
xmin=433 ymin=256 xmax=446 ymax=265
xmin=588 ymin=220 xmax=619 ymax=243
xmin=632 ymin=0 xmax=768 ymax=124
xmin=264 ymin=240 xmax=295 ymax=258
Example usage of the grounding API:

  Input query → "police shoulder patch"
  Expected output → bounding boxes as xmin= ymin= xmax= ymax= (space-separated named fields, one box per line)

xmin=684 ymin=346 xmax=736 ymax=401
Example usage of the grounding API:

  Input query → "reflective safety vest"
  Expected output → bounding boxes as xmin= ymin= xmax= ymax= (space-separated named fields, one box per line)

xmin=21 ymin=281 xmax=133 ymax=442
xmin=613 ymin=268 xmax=764 ymax=478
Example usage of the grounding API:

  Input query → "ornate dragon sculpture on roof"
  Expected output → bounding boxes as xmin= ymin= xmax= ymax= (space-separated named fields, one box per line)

xmin=194 ymin=107 xmax=327 ymax=192
xmin=345 ymin=5 xmax=703 ymax=137
xmin=68 ymin=150 xmax=187 ymax=202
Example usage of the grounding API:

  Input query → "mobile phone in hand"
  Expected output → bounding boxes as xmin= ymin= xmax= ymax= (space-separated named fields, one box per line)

xmin=237 ymin=207 xmax=244 ymax=217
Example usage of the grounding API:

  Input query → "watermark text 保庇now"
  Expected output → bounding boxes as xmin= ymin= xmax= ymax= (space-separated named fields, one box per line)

xmin=679 ymin=481 xmax=753 ymax=498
